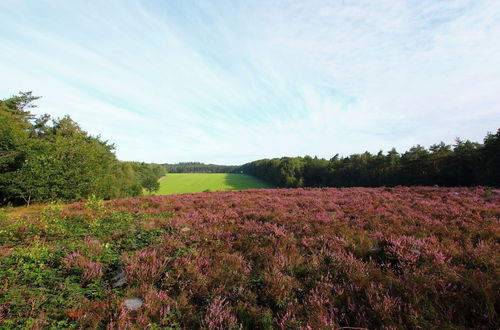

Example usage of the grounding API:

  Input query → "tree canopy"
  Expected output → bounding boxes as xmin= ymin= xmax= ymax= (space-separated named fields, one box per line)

xmin=238 ymin=130 xmax=500 ymax=188
xmin=0 ymin=92 xmax=165 ymax=205
xmin=164 ymin=162 xmax=237 ymax=173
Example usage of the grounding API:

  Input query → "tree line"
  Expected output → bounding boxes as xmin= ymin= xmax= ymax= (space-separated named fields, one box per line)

xmin=164 ymin=162 xmax=237 ymax=173
xmin=2 ymin=91 xmax=497 ymax=206
xmin=0 ymin=92 xmax=165 ymax=206
xmin=238 ymin=130 xmax=500 ymax=188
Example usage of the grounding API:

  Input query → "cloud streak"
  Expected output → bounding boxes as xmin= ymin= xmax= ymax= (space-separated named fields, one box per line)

xmin=1 ymin=0 xmax=499 ymax=164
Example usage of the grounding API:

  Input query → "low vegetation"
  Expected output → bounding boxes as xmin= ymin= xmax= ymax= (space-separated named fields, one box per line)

xmin=1 ymin=187 xmax=498 ymax=328
xmin=154 ymin=173 xmax=274 ymax=195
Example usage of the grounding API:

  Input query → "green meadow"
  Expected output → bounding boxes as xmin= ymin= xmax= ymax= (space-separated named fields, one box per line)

xmin=154 ymin=173 xmax=274 ymax=195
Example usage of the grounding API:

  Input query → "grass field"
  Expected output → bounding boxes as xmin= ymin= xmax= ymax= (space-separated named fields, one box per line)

xmin=154 ymin=173 xmax=274 ymax=195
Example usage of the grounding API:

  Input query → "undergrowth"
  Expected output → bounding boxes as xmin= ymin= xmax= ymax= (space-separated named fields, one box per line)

xmin=0 ymin=187 xmax=498 ymax=329
xmin=0 ymin=198 xmax=174 ymax=329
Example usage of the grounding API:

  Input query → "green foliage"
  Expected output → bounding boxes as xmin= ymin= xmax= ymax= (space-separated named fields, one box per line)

xmin=0 ymin=201 xmax=174 ymax=328
xmin=481 ymin=130 xmax=500 ymax=186
xmin=239 ymin=129 xmax=500 ymax=188
xmin=128 ymin=162 xmax=166 ymax=194
xmin=0 ymin=92 xmax=167 ymax=205
xmin=164 ymin=162 xmax=238 ymax=173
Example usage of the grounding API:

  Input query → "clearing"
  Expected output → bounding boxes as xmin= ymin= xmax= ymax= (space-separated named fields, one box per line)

xmin=154 ymin=173 xmax=274 ymax=195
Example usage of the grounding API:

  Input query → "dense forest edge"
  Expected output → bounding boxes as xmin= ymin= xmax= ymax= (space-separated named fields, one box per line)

xmin=0 ymin=92 xmax=165 ymax=206
xmin=239 ymin=131 xmax=500 ymax=188
xmin=164 ymin=162 xmax=238 ymax=173
xmin=1 ymin=92 xmax=499 ymax=206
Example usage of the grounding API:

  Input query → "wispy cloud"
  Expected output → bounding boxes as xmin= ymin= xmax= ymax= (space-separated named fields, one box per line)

xmin=1 ymin=0 xmax=499 ymax=164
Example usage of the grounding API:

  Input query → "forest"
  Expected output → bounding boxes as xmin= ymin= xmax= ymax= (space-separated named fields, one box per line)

xmin=0 ymin=92 xmax=165 ymax=206
xmin=164 ymin=162 xmax=238 ymax=173
xmin=238 ymin=131 xmax=500 ymax=188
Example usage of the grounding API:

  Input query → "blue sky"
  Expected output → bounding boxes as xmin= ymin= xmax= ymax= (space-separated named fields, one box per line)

xmin=1 ymin=0 xmax=499 ymax=164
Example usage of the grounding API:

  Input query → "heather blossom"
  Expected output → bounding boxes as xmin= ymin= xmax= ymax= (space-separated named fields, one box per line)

xmin=62 ymin=252 xmax=103 ymax=281
xmin=2 ymin=187 xmax=498 ymax=328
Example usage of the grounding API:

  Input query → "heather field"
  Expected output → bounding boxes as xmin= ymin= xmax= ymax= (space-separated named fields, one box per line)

xmin=0 ymin=187 xmax=499 ymax=329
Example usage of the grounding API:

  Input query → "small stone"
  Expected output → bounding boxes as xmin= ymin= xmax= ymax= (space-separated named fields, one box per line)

xmin=181 ymin=226 xmax=190 ymax=232
xmin=369 ymin=246 xmax=382 ymax=254
xmin=124 ymin=298 xmax=143 ymax=311
xmin=112 ymin=270 xmax=127 ymax=288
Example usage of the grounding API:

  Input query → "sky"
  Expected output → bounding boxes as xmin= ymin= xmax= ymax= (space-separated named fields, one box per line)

xmin=1 ymin=0 xmax=499 ymax=165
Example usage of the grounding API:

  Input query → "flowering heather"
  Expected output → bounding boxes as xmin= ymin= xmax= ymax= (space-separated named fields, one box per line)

xmin=203 ymin=297 xmax=240 ymax=330
xmin=62 ymin=251 xmax=103 ymax=281
xmin=0 ymin=187 xmax=498 ymax=328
